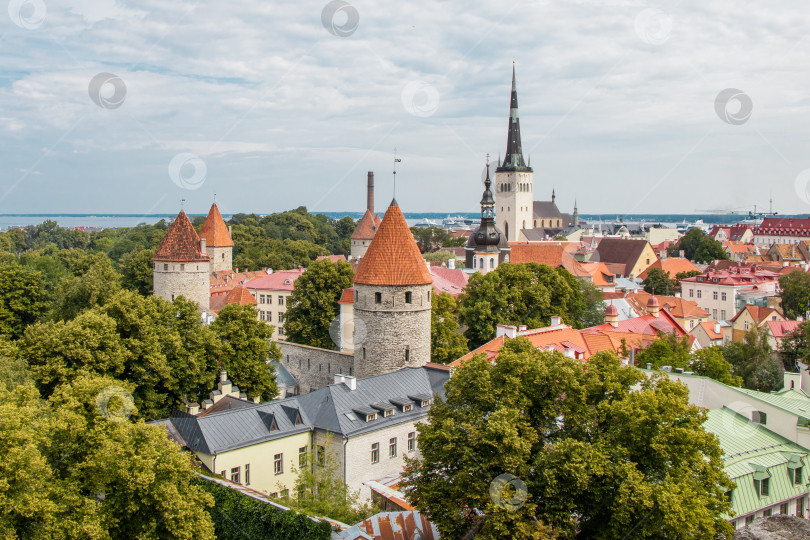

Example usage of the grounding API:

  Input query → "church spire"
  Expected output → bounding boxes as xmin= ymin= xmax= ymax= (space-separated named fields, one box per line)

xmin=498 ymin=63 xmax=531 ymax=172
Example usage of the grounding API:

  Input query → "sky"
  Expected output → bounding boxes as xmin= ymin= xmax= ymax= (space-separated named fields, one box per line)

xmin=2 ymin=0 xmax=810 ymax=217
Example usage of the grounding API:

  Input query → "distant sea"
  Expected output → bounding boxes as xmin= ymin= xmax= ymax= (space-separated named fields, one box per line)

xmin=0 ymin=212 xmax=807 ymax=230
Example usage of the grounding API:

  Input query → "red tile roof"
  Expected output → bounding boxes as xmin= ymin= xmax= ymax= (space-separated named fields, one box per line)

xmin=225 ymin=285 xmax=257 ymax=306
xmin=731 ymin=305 xmax=782 ymax=324
xmin=351 ymin=209 xmax=379 ymax=240
xmin=245 ymin=269 xmax=305 ymax=292
xmin=767 ymin=320 xmax=800 ymax=339
xmin=338 ymin=287 xmax=354 ymax=304
xmin=198 ymin=203 xmax=233 ymax=247
xmin=695 ymin=321 xmax=723 ymax=340
xmin=153 ymin=211 xmax=210 ymax=262
xmin=639 ymin=257 xmax=700 ymax=280
xmin=354 ymin=202 xmax=432 ymax=286
xmin=316 ymin=254 xmax=347 ymax=263
xmin=625 ymin=292 xmax=708 ymax=320
xmin=210 ymin=270 xmax=268 ymax=296
xmin=429 ymin=267 xmax=469 ymax=297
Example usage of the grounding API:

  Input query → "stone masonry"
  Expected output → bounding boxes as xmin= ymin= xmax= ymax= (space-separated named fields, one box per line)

xmin=153 ymin=260 xmax=210 ymax=310
xmin=353 ymin=283 xmax=431 ymax=379
xmin=279 ymin=342 xmax=354 ymax=393
xmin=205 ymin=245 xmax=232 ymax=273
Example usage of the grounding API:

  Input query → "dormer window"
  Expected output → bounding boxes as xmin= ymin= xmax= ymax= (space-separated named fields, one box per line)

xmin=755 ymin=477 xmax=770 ymax=497
xmin=366 ymin=413 xmax=377 ymax=422
xmin=421 ymin=399 xmax=431 ymax=407
xmin=384 ymin=409 xmax=395 ymax=417
xmin=403 ymin=404 xmax=413 ymax=412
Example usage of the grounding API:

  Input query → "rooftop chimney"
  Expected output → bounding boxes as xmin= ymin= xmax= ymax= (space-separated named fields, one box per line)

xmin=714 ymin=322 xmax=721 ymax=335
xmin=496 ymin=324 xmax=518 ymax=339
xmin=448 ymin=258 xmax=455 ymax=269
xmin=550 ymin=316 xmax=562 ymax=326
xmin=367 ymin=171 xmax=374 ymax=215
xmin=342 ymin=375 xmax=357 ymax=390
xmin=200 ymin=237 xmax=207 ymax=252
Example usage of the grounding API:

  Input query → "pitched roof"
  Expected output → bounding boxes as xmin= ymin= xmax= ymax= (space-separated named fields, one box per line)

xmin=694 ymin=321 xmax=723 ymax=340
xmin=224 ymin=285 xmax=257 ymax=306
xmin=533 ymin=201 xmax=563 ymax=219
xmin=354 ymin=201 xmax=432 ymax=286
xmin=731 ymin=305 xmax=782 ymax=324
xmin=625 ymin=292 xmax=709 ymax=320
xmin=153 ymin=211 xmax=210 ymax=262
xmin=507 ymin=242 xmax=585 ymax=276
xmin=198 ymin=203 xmax=233 ymax=247
xmin=429 ymin=266 xmax=469 ymax=297
xmin=316 ymin=254 xmax=347 ymax=263
xmin=351 ymin=209 xmax=378 ymax=240
xmin=338 ymin=287 xmax=354 ymax=304
xmin=767 ymin=320 xmax=800 ymax=339
xmin=639 ymin=257 xmax=700 ymax=280
xmin=245 ymin=269 xmax=305 ymax=292
xmin=593 ymin=238 xmax=654 ymax=276
xmin=210 ymin=270 xmax=268 ymax=296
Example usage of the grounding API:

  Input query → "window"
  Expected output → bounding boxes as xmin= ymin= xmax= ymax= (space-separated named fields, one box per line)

xmin=389 ymin=437 xmax=397 ymax=458
xmin=371 ymin=443 xmax=380 ymax=464
xmin=793 ymin=467 xmax=803 ymax=485
xmin=713 ymin=291 xmax=718 ymax=300
xmin=267 ymin=295 xmax=273 ymax=305
xmin=479 ymin=258 xmax=484 ymax=269
xmin=270 ymin=492 xmax=278 ymax=499
xmin=721 ymin=292 xmax=727 ymax=301
xmin=220 ymin=470 xmax=226 ymax=478
xmin=690 ymin=320 xmax=695 ymax=329
xmin=473 ymin=257 xmax=476 ymax=269
xmin=752 ymin=411 xmax=767 ymax=424
xmin=689 ymin=288 xmax=694 ymax=298
xmin=745 ymin=320 xmax=749 ymax=330
xmin=405 ymin=291 xmax=412 ymax=304
xmin=280 ymin=489 xmax=289 ymax=499
xmin=245 ymin=464 xmax=250 ymax=485
xmin=403 ymin=404 xmax=413 ymax=412
xmin=721 ymin=310 xmax=726 ymax=320
xmin=490 ymin=258 xmax=495 ymax=269
xmin=274 ymin=453 xmax=283 ymax=475
xmin=763 ymin=508 xmax=772 ymax=517
xmin=713 ymin=309 xmax=718 ymax=319
xmin=697 ymin=290 xmax=702 ymax=299
xmin=278 ymin=326 xmax=285 ymax=335
xmin=755 ymin=477 xmax=770 ymax=497
xmin=317 ymin=445 xmax=325 ymax=466
xmin=267 ymin=311 xmax=272 ymax=322
xmin=278 ymin=296 xmax=284 ymax=305
xmin=405 ymin=346 xmax=410 ymax=362
xmin=781 ymin=502 xmax=789 ymax=514
xmin=260 ymin=295 xmax=265 ymax=304
xmin=231 ymin=466 xmax=241 ymax=484
xmin=799 ymin=497 xmax=805 ymax=517
xmin=299 ymin=446 xmax=307 ymax=468
xmin=180 ymin=263 xmax=185 ymax=271
xmin=384 ymin=409 xmax=394 ymax=417
xmin=366 ymin=413 xmax=377 ymax=422
xmin=421 ymin=399 xmax=431 ymax=407
xmin=163 ymin=263 xmax=168 ymax=271
xmin=375 ymin=292 xmax=382 ymax=304
xmin=408 ymin=432 xmax=416 ymax=452
xmin=427 ymin=291 xmax=431 ymax=301
xmin=745 ymin=515 xmax=755 ymax=525
xmin=279 ymin=312 xmax=285 ymax=323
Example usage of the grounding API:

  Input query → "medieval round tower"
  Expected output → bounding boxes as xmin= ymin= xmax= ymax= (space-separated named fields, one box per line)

xmin=352 ymin=199 xmax=432 ymax=378
xmin=152 ymin=210 xmax=211 ymax=310
xmin=198 ymin=202 xmax=233 ymax=272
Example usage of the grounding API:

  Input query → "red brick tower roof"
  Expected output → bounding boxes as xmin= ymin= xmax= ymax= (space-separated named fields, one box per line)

xmin=354 ymin=200 xmax=432 ymax=286
xmin=351 ymin=209 xmax=378 ymax=240
xmin=153 ymin=211 xmax=210 ymax=262
xmin=198 ymin=203 xmax=234 ymax=247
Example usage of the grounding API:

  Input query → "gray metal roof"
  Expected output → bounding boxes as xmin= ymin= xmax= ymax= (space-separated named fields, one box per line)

xmin=269 ymin=361 xmax=298 ymax=388
xmin=164 ymin=366 xmax=450 ymax=454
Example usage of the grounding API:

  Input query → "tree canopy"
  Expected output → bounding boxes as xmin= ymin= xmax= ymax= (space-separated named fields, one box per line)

xmin=642 ymin=267 xmax=675 ymax=295
xmin=402 ymin=339 xmax=733 ymax=539
xmin=430 ymin=292 xmax=468 ymax=364
xmin=669 ymin=228 xmax=728 ymax=263
xmin=284 ymin=259 xmax=354 ymax=350
xmin=458 ymin=263 xmax=597 ymax=348
xmin=779 ymin=270 xmax=810 ymax=320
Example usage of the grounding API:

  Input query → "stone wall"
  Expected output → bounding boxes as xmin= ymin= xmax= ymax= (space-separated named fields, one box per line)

xmin=153 ymin=260 xmax=210 ymax=310
xmin=353 ymin=283 xmax=431 ymax=379
xmin=350 ymin=238 xmax=371 ymax=259
xmin=205 ymin=246 xmax=232 ymax=272
xmin=279 ymin=342 xmax=354 ymax=394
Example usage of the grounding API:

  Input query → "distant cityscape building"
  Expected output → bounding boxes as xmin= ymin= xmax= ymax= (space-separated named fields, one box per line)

xmin=465 ymin=156 xmax=510 ymax=273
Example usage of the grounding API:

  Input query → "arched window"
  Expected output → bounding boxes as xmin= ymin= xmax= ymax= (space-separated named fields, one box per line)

xmin=472 ymin=257 xmax=476 ymax=269
xmin=479 ymin=258 xmax=484 ymax=269
xmin=490 ymin=258 xmax=495 ymax=268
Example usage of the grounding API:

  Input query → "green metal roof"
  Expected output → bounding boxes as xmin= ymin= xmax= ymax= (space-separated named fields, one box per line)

xmin=704 ymin=407 xmax=810 ymax=518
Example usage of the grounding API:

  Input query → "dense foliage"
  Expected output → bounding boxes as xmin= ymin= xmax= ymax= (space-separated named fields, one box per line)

xmin=284 ymin=259 xmax=354 ymax=350
xmin=194 ymin=477 xmax=331 ymax=540
xmin=430 ymin=292 xmax=468 ymax=364
xmin=668 ymin=228 xmax=728 ymax=263
xmin=402 ymin=340 xmax=734 ymax=539
xmin=642 ymin=267 xmax=675 ymax=295
xmin=0 ymin=377 xmax=215 ymax=538
xmin=779 ymin=270 xmax=810 ymax=320
xmin=458 ymin=262 xmax=604 ymax=348
xmin=410 ymin=226 xmax=466 ymax=253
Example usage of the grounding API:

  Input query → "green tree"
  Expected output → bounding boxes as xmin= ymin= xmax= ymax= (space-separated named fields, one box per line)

xmin=54 ymin=257 xmax=122 ymax=320
xmin=0 ymin=377 xmax=215 ymax=538
xmin=723 ymin=328 xmax=783 ymax=391
xmin=402 ymin=340 xmax=733 ymax=539
xmin=579 ymin=280 xmax=605 ymax=327
xmin=779 ymin=270 xmax=810 ymax=319
xmin=669 ymin=228 xmax=728 ymax=263
xmin=431 ymin=292 xmax=468 ymax=364
xmin=422 ymin=250 xmax=455 ymax=265
xmin=211 ymin=304 xmax=278 ymax=401
xmin=780 ymin=320 xmax=809 ymax=372
xmin=0 ymin=338 xmax=31 ymax=391
xmin=635 ymin=332 xmax=691 ymax=370
xmin=283 ymin=435 xmax=377 ymax=524
xmin=285 ymin=259 xmax=354 ymax=350
xmin=458 ymin=263 xmax=587 ymax=348
xmin=690 ymin=347 xmax=742 ymax=386
xmin=120 ymin=248 xmax=155 ymax=296
xmin=642 ymin=267 xmax=675 ymax=295
xmin=0 ymin=262 xmax=48 ymax=340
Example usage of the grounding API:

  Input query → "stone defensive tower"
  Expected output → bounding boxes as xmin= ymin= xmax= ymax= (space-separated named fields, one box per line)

xmin=152 ymin=210 xmax=211 ymax=310
xmin=198 ymin=202 xmax=233 ymax=272
xmin=352 ymin=200 xmax=432 ymax=378
xmin=495 ymin=64 xmax=534 ymax=242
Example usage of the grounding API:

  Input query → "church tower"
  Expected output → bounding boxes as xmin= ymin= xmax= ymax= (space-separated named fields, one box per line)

xmin=466 ymin=156 xmax=510 ymax=273
xmin=495 ymin=64 xmax=534 ymax=242
xmin=198 ymin=202 xmax=233 ymax=272
xmin=152 ymin=210 xmax=211 ymax=310
xmin=352 ymin=199 xmax=432 ymax=378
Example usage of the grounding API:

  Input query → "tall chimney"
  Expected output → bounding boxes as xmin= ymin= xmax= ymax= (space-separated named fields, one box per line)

xmin=367 ymin=171 xmax=374 ymax=214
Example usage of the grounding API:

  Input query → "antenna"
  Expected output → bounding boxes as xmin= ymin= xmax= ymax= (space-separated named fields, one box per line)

xmin=393 ymin=148 xmax=402 ymax=199
xmin=180 ymin=198 xmax=186 ymax=211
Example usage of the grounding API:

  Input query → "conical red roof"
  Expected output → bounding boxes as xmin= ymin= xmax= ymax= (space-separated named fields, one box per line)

xmin=153 ymin=211 xmax=210 ymax=262
xmin=351 ymin=209 xmax=378 ymax=240
xmin=354 ymin=201 xmax=432 ymax=286
xmin=198 ymin=203 xmax=233 ymax=247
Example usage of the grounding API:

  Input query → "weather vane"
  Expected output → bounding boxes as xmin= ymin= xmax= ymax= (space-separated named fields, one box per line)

xmin=180 ymin=198 xmax=186 ymax=210
xmin=393 ymin=148 xmax=402 ymax=198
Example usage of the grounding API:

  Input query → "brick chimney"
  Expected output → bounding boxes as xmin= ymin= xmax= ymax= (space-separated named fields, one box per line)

xmin=367 ymin=171 xmax=374 ymax=215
